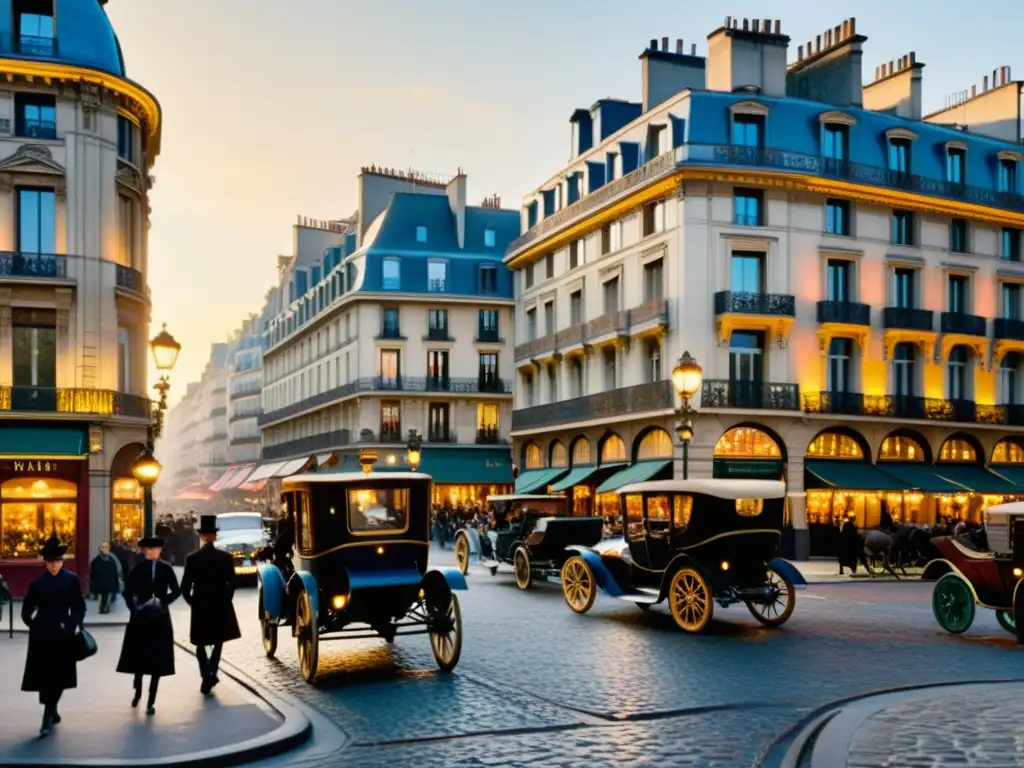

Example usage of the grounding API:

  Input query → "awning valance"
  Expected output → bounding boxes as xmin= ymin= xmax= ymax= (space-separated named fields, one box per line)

xmin=933 ymin=464 xmax=1019 ymax=494
xmin=273 ymin=457 xmax=312 ymax=478
xmin=596 ymin=460 xmax=673 ymax=494
xmin=246 ymin=462 xmax=285 ymax=483
xmin=419 ymin=448 xmax=513 ymax=484
xmin=223 ymin=466 xmax=255 ymax=490
xmin=514 ymin=468 xmax=568 ymax=494
xmin=990 ymin=466 xmax=1024 ymax=487
xmin=805 ymin=460 xmax=911 ymax=491
xmin=0 ymin=426 xmax=87 ymax=458
xmin=550 ymin=464 xmax=626 ymax=493
xmin=878 ymin=463 xmax=966 ymax=493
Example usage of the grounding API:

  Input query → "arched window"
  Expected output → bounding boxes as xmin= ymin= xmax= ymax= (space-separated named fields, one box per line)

xmin=806 ymin=432 xmax=864 ymax=459
xmin=571 ymin=438 xmax=592 ymax=466
xmin=713 ymin=427 xmax=781 ymax=458
xmin=938 ymin=438 xmax=977 ymax=463
xmin=549 ymin=440 xmax=567 ymax=468
xmin=1 ymin=477 xmax=78 ymax=560
xmin=524 ymin=443 xmax=543 ymax=470
xmin=636 ymin=428 xmax=673 ymax=460
xmin=992 ymin=439 xmax=1024 ymax=464
xmin=600 ymin=434 xmax=627 ymax=463
xmin=879 ymin=435 xmax=925 ymax=461
xmin=947 ymin=346 xmax=970 ymax=401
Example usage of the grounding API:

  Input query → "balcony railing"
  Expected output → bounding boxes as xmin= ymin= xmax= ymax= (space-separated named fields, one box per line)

xmin=940 ymin=312 xmax=986 ymax=336
xmin=714 ymin=291 xmax=795 ymax=317
xmin=882 ymin=307 xmax=933 ymax=331
xmin=476 ymin=326 xmax=501 ymax=343
xmin=805 ymin=391 xmax=997 ymax=424
xmin=700 ymin=380 xmax=800 ymax=411
xmin=424 ymin=327 xmax=452 ymax=341
xmin=261 ymin=430 xmax=350 ymax=461
xmin=428 ymin=428 xmax=456 ymax=443
xmin=379 ymin=426 xmax=403 ymax=443
xmin=476 ymin=426 xmax=501 ymax=444
xmin=0 ymin=252 xmax=67 ymax=278
xmin=115 ymin=264 xmax=145 ymax=293
xmin=17 ymin=118 xmax=56 ymax=140
xmin=17 ymin=34 xmax=57 ymax=57
xmin=511 ymin=380 xmax=673 ymax=431
xmin=0 ymin=386 xmax=149 ymax=418
xmin=377 ymin=326 xmax=404 ymax=340
xmin=817 ymin=300 xmax=870 ymax=326
xmin=514 ymin=299 xmax=669 ymax=361
xmin=993 ymin=318 xmax=1024 ymax=341
xmin=425 ymin=376 xmax=450 ymax=392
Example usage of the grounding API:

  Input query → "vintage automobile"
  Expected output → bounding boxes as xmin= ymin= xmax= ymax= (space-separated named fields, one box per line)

xmin=214 ymin=512 xmax=270 ymax=583
xmin=924 ymin=501 xmax=1024 ymax=641
xmin=453 ymin=494 xmax=604 ymax=590
xmin=256 ymin=465 xmax=467 ymax=682
xmin=559 ymin=479 xmax=804 ymax=632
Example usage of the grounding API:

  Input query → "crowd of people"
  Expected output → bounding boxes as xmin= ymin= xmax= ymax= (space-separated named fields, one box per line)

xmin=429 ymin=501 xmax=490 ymax=548
xmin=153 ymin=513 xmax=199 ymax=565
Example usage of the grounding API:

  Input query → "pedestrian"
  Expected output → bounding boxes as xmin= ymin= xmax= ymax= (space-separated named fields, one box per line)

xmin=117 ymin=535 xmax=180 ymax=715
xmin=180 ymin=515 xmax=240 ymax=695
xmin=111 ymin=537 xmax=136 ymax=578
xmin=838 ymin=514 xmax=860 ymax=575
xmin=21 ymin=534 xmax=86 ymax=736
xmin=89 ymin=541 xmax=122 ymax=613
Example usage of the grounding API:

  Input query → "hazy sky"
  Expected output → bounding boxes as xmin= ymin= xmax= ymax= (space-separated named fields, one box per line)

xmin=106 ymin=0 xmax=1024 ymax=396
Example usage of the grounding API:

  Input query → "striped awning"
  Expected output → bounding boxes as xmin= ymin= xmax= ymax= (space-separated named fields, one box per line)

xmin=209 ymin=467 xmax=240 ymax=492
xmin=222 ymin=466 xmax=255 ymax=490
xmin=272 ymin=457 xmax=313 ymax=478
xmin=245 ymin=462 xmax=286 ymax=484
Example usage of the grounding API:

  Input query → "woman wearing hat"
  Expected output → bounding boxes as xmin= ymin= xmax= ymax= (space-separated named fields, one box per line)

xmin=116 ymin=535 xmax=180 ymax=715
xmin=21 ymin=534 xmax=86 ymax=736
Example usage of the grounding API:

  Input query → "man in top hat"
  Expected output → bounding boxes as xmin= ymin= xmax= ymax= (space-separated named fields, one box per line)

xmin=180 ymin=515 xmax=240 ymax=694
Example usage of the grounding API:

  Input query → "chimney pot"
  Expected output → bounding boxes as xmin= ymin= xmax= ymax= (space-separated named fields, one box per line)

xmin=676 ymin=38 xmax=683 ymax=54
xmin=994 ymin=68 xmax=999 ymax=87
xmin=763 ymin=19 xmax=772 ymax=34
xmin=849 ymin=17 xmax=856 ymax=35
xmin=752 ymin=19 xmax=760 ymax=33
xmin=909 ymin=51 xmax=916 ymax=65
xmin=724 ymin=16 xmax=731 ymax=28
xmin=797 ymin=44 xmax=804 ymax=60
xmin=984 ymin=75 xmax=989 ymax=92
xmin=742 ymin=18 xmax=749 ymax=31
xmin=816 ymin=34 xmax=821 ymax=52
xmin=825 ymin=30 xmax=832 ymax=47
xmin=691 ymin=43 xmax=697 ymax=55
xmin=661 ymin=36 xmax=669 ymax=51
xmin=649 ymin=38 xmax=657 ymax=50
xmin=971 ymin=84 xmax=977 ymax=97
xmin=775 ymin=20 xmax=781 ymax=34
xmin=841 ymin=19 xmax=849 ymax=40
xmin=732 ymin=18 xmax=738 ymax=28
xmin=874 ymin=65 xmax=880 ymax=80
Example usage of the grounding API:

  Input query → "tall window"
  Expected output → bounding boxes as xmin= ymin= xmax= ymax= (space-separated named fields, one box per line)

xmin=645 ymin=338 xmax=662 ymax=383
xmin=827 ymin=338 xmax=851 ymax=393
xmin=1000 ymin=353 xmax=1022 ymax=404
xmin=570 ymin=290 xmax=583 ymax=325
xmin=822 ymin=124 xmax=847 ymax=160
xmin=12 ymin=308 xmax=56 ymax=390
xmin=609 ymin=221 xmax=622 ymax=252
xmin=117 ymin=195 xmax=133 ymax=267
xmin=381 ymin=307 xmax=400 ymax=337
xmin=643 ymin=258 xmax=664 ymax=302
xmin=948 ymin=275 xmax=968 ymax=313
xmin=946 ymin=148 xmax=965 ymax=184
xmin=893 ymin=268 xmax=915 ymax=309
xmin=426 ymin=350 xmax=449 ymax=386
xmin=543 ymin=301 xmax=554 ymax=334
xmin=117 ymin=116 xmax=135 ymax=163
xmin=642 ymin=200 xmax=666 ymax=236
xmin=892 ymin=210 xmax=914 ymax=245
xmin=427 ymin=260 xmax=447 ymax=292
xmin=525 ymin=307 xmax=536 ymax=341
xmin=602 ymin=277 xmax=619 ymax=314
xmin=524 ymin=264 xmax=534 ymax=290
xmin=117 ymin=326 xmax=131 ymax=392
xmin=570 ymin=357 xmax=583 ymax=398
xmin=1003 ymin=228 xmax=1021 ymax=262
xmin=379 ymin=350 xmax=400 ymax=387
xmin=380 ymin=401 xmax=401 ymax=440
xmin=17 ymin=188 xmax=55 ymax=254
xmin=544 ymin=253 xmax=554 ymax=280
xmin=569 ymin=239 xmax=581 ymax=270
xmin=428 ymin=403 xmax=450 ymax=441
xmin=731 ymin=252 xmax=763 ymax=294
xmin=950 ymin=219 xmax=968 ymax=253
xmin=947 ymin=346 xmax=969 ymax=400
xmin=602 ymin=347 xmax=616 ymax=390
xmin=478 ymin=352 xmax=498 ymax=388
xmin=15 ymin=0 xmax=54 ymax=55
xmin=732 ymin=115 xmax=763 ymax=147
xmin=427 ymin=309 xmax=448 ymax=339
xmin=477 ymin=403 xmax=499 ymax=439
xmin=825 ymin=199 xmax=850 ymax=236
xmin=478 ymin=309 xmax=498 ymax=340
xmin=827 ymin=259 xmax=850 ymax=302
xmin=1000 ymin=159 xmax=1018 ymax=194
xmin=1003 ymin=283 xmax=1021 ymax=320
xmin=734 ymin=189 xmax=763 ymax=226
xmin=888 ymin=138 xmax=911 ymax=173
xmin=14 ymin=93 xmax=55 ymax=139
xmin=382 ymin=258 xmax=401 ymax=290
xmin=729 ymin=332 xmax=763 ymax=384
xmin=893 ymin=343 xmax=916 ymax=396
xmin=479 ymin=266 xmax=497 ymax=293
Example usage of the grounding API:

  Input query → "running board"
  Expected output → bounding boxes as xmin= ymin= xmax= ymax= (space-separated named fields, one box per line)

xmin=619 ymin=591 xmax=660 ymax=605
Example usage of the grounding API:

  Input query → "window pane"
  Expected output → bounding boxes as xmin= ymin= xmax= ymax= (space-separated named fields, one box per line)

xmin=348 ymin=488 xmax=409 ymax=535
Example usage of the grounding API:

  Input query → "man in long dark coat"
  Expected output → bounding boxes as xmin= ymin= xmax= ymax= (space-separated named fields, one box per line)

xmin=117 ymin=535 xmax=180 ymax=715
xmin=181 ymin=515 xmax=240 ymax=694
xmin=21 ymin=535 xmax=85 ymax=736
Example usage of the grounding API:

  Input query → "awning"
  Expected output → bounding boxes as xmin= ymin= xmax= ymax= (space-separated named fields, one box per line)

xmin=933 ymin=465 xmax=1020 ymax=494
xmin=315 ymin=453 xmax=336 ymax=468
xmin=805 ymin=460 xmax=911 ymax=491
xmin=514 ymin=468 xmax=568 ymax=494
xmin=245 ymin=462 xmax=285 ymax=483
xmin=550 ymin=464 xmax=626 ymax=492
xmin=238 ymin=478 xmax=267 ymax=493
xmin=991 ymin=466 xmax=1024 ymax=487
xmin=222 ymin=466 xmax=255 ymax=490
xmin=596 ymin=460 xmax=673 ymax=493
xmin=419 ymin=447 xmax=514 ymax=484
xmin=208 ymin=466 xmax=239 ymax=492
xmin=0 ymin=426 xmax=87 ymax=458
xmin=878 ymin=463 xmax=967 ymax=493
xmin=174 ymin=481 xmax=212 ymax=501
xmin=273 ymin=457 xmax=312 ymax=478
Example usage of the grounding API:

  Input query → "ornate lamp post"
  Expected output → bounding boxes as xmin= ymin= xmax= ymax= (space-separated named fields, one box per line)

xmin=671 ymin=351 xmax=703 ymax=480
xmin=406 ymin=430 xmax=422 ymax=471
xmin=136 ymin=324 xmax=181 ymax=535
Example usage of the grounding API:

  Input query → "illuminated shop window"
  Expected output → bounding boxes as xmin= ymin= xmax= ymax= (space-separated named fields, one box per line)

xmin=938 ymin=438 xmax=977 ymax=463
xmin=111 ymin=477 xmax=143 ymax=545
xmin=600 ymin=434 xmax=626 ymax=463
xmin=878 ymin=435 xmax=926 ymax=461
xmin=636 ymin=429 xmax=673 ymax=460
xmin=523 ymin=443 xmax=543 ymax=470
xmin=571 ymin=438 xmax=592 ymax=466
xmin=992 ymin=440 xmax=1024 ymax=464
xmin=713 ymin=427 xmax=781 ymax=458
xmin=549 ymin=441 xmax=567 ymax=468
xmin=1 ymin=477 xmax=77 ymax=560
xmin=431 ymin=484 xmax=510 ymax=506
xmin=806 ymin=432 xmax=864 ymax=459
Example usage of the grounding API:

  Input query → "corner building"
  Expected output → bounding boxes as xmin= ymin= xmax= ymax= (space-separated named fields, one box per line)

xmin=0 ymin=0 xmax=162 ymax=595
xmin=507 ymin=17 xmax=1024 ymax=558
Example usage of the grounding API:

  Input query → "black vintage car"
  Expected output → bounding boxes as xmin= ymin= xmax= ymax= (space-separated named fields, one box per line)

xmin=560 ymin=479 xmax=805 ymax=632
xmin=453 ymin=494 xmax=604 ymax=590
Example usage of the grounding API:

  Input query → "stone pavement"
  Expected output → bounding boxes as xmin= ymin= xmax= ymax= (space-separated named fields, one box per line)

xmin=0 ymin=625 xmax=309 ymax=766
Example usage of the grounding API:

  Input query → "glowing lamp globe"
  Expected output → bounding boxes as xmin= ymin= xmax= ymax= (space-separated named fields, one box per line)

xmin=150 ymin=324 xmax=181 ymax=373
xmin=131 ymin=450 xmax=162 ymax=488
xmin=672 ymin=351 xmax=703 ymax=399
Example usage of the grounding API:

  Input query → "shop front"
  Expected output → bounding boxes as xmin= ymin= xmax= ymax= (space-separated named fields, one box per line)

xmin=550 ymin=434 xmax=628 ymax=519
xmin=418 ymin=446 xmax=513 ymax=507
xmin=0 ymin=426 xmax=89 ymax=598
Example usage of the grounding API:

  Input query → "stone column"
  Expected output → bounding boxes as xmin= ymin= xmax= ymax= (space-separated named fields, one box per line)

xmin=787 ymin=453 xmax=809 ymax=560
xmin=0 ymin=287 xmax=11 ymax=388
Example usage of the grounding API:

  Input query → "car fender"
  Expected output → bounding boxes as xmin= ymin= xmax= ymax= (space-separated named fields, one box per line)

xmin=769 ymin=558 xmax=807 ymax=590
xmin=921 ymin=558 xmax=956 ymax=582
xmin=657 ymin=553 xmax=706 ymax=601
xmin=287 ymin=570 xmax=319 ymax=622
xmin=426 ymin=566 xmax=468 ymax=592
xmin=459 ymin=527 xmax=482 ymax=557
xmin=565 ymin=547 xmax=625 ymax=598
xmin=257 ymin=563 xmax=287 ymax=620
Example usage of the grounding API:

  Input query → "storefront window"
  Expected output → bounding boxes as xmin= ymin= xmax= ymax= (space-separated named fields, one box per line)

xmin=806 ymin=432 xmax=863 ymax=459
xmin=938 ymin=439 xmax=977 ymax=463
xmin=431 ymin=484 xmax=511 ymax=507
xmin=878 ymin=435 xmax=925 ymax=461
xmin=573 ymin=484 xmax=591 ymax=516
xmin=714 ymin=427 xmax=781 ymax=458
xmin=992 ymin=440 xmax=1024 ymax=464
xmin=625 ymin=494 xmax=643 ymax=539
xmin=636 ymin=429 xmax=673 ymax=460
xmin=600 ymin=434 xmax=626 ymax=463
xmin=596 ymin=492 xmax=619 ymax=519
xmin=523 ymin=443 xmax=543 ymax=469
xmin=549 ymin=441 xmax=567 ymax=468
xmin=1 ymin=477 xmax=77 ymax=560
xmin=111 ymin=477 xmax=143 ymax=545
xmin=571 ymin=438 xmax=592 ymax=466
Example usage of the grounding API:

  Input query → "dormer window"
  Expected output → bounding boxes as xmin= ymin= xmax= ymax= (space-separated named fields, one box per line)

xmin=415 ymin=225 xmax=428 ymax=243
xmin=382 ymin=258 xmax=401 ymax=290
xmin=885 ymin=128 xmax=917 ymax=176
xmin=14 ymin=0 xmax=54 ymax=57
xmin=822 ymin=125 xmax=848 ymax=161
xmin=732 ymin=115 xmax=762 ymax=148
xmin=946 ymin=143 xmax=966 ymax=185
xmin=484 ymin=229 xmax=495 ymax=248
xmin=427 ymin=260 xmax=447 ymax=292
xmin=999 ymin=154 xmax=1021 ymax=194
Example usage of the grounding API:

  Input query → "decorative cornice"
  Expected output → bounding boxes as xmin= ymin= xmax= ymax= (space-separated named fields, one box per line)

xmin=819 ymin=110 xmax=857 ymax=126
xmin=885 ymin=127 xmax=919 ymax=142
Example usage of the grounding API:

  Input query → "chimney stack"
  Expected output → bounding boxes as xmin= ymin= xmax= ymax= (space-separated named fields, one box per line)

xmin=676 ymin=38 xmax=684 ymax=54
xmin=706 ymin=16 xmax=790 ymax=97
xmin=640 ymin=34 xmax=707 ymax=111
xmin=662 ymin=36 xmax=669 ymax=51
xmin=863 ymin=51 xmax=924 ymax=120
xmin=786 ymin=18 xmax=866 ymax=106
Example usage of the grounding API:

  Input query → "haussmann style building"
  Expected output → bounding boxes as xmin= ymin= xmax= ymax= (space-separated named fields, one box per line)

xmin=506 ymin=17 xmax=1024 ymax=558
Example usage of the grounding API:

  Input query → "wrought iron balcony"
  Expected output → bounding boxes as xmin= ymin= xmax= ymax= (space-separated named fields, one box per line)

xmin=816 ymin=300 xmax=870 ymax=326
xmin=377 ymin=326 xmax=404 ymax=340
xmin=428 ymin=428 xmax=456 ymax=443
xmin=882 ymin=307 xmax=933 ymax=331
xmin=115 ymin=264 xmax=145 ymax=293
xmin=714 ymin=291 xmax=795 ymax=317
xmin=804 ymin=391 xmax=984 ymax=424
xmin=993 ymin=318 xmax=1024 ymax=341
xmin=700 ymin=380 xmax=800 ymax=411
xmin=940 ymin=311 xmax=986 ymax=336
xmin=17 ymin=34 xmax=57 ymax=57
xmin=0 ymin=386 xmax=150 ymax=418
xmin=477 ymin=376 xmax=510 ymax=394
xmin=0 ymin=252 xmax=67 ymax=278
xmin=424 ymin=328 xmax=452 ymax=341
xmin=511 ymin=380 xmax=674 ymax=431
xmin=476 ymin=327 xmax=501 ymax=343
xmin=379 ymin=426 xmax=403 ymax=443
xmin=425 ymin=376 xmax=450 ymax=392
xmin=476 ymin=426 xmax=501 ymax=444
xmin=261 ymin=430 xmax=350 ymax=461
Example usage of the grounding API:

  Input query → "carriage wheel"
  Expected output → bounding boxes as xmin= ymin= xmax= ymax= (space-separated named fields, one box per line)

xmin=428 ymin=593 xmax=463 ymax=672
xmin=996 ymin=610 xmax=1016 ymax=635
xmin=932 ymin=573 xmax=975 ymax=634
xmin=745 ymin=565 xmax=795 ymax=628
xmin=514 ymin=548 xmax=533 ymax=590
xmin=295 ymin=591 xmax=319 ymax=683
xmin=669 ymin=567 xmax=713 ymax=633
xmin=561 ymin=556 xmax=596 ymax=614
xmin=454 ymin=535 xmax=470 ymax=575
xmin=258 ymin=584 xmax=277 ymax=657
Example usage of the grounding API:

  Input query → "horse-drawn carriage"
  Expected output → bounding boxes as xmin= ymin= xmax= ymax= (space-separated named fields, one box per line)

xmin=256 ymin=464 xmax=467 ymax=682
xmin=924 ymin=501 xmax=1024 ymax=641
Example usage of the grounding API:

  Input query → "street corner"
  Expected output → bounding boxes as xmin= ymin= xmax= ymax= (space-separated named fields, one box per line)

xmin=0 ymin=626 xmax=311 ymax=767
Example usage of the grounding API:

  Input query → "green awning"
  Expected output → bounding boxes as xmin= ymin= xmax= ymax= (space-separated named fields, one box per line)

xmin=550 ymin=463 xmax=626 ymax=492
xmin=878 ymin=463 xmax=967 ymax=493
xmin=934 ymin=465 xmax=1020 ymax=494
xmin=420 ymin=447 xmax=513 ymax=484
xmin=991 ymin=466 xmax=1024 ymax=487
xmin=514 ymin=468 xmax=568 ymax=494
xmin=805 ymin=460 xmax=910 ymax=491
xmin=596 ymin=460 xmax=673 ymax=493
xmin=0 ymin=426 xmax=87 ymax=458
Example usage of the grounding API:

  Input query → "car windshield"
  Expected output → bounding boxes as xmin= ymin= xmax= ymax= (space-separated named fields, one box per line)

xmin=348 ymin=487 xmax=409 ymax=535
xmin=217 ymin=515 xmax=261 ymax=532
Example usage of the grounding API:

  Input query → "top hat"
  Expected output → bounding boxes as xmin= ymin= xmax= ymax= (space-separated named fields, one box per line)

xmin=138 ymin=536 xmax=164 ymax=549
xmin=197 ymin=515 xmax=219 ymax=535
xmin=38 ymin=534 xmax=67 ymax=562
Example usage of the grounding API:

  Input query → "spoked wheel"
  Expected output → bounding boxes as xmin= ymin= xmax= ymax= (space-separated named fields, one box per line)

xmin=295 ymin=591 xmax=319 ymax=683
xmin=514 ymin=548 xmax=532 ymax=590
xmin=258 ymin=584 xmax=277 ymax=657
xmin=561 ymin=556 xmax=596 ymax=614
xmin=428 ymin=593 xmax=463 ymax=672
xmin=746 ymin=565 xmax=795 ymax=628
xmin=932 ymin=572 xmax=976 ymax=634
xmin=996 ymin=610 xmax=1016 ymax=635
xmin=669 ymin=567 xmax=713 ymax=633
xmin=454 ymin=535 xmax=470 ymax=575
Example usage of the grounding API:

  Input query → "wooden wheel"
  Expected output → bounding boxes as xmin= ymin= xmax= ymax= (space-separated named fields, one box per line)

xmin=932 ymin=572 xmax=975 ymax=634
xmin=295 ymin=591 xmax=319 ymax=683
xmin=454 ymin=535 xmax=470 ymax=575
xmin=668 ymin=567 xmax=713 ymax=633
xmin=514 ymin=548 xmax=532 ymax=590
xmin=745 ymin=565 xmax=795 ymax=628
xmin=258 ymin=584 xmax=277 ymax=657
xmin=428 ymin=593 xmax=463 ymax=672
xmin=561 ymin=556 xmax=596 ymax=614
xmin=996 ymin=610 xmax=1016 ymax=635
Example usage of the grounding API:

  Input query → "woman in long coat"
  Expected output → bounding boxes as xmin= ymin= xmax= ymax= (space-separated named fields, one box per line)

xmin=21 ymin=535 xmax=86 ymax=736
xmin=117 ymin=535 xmax=180 ymax=715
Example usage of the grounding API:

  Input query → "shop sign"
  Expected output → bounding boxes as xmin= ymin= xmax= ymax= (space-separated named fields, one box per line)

xmin=713 ymin=459 xmax=785 ymax=479
xmin=8 ymin=460 xmax=66 ymax=473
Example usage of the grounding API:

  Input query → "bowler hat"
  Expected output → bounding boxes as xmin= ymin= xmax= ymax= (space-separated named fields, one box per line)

xmin=38 ymin=535 xmax=67 ymax=561
xmin=197 ymin=515 xmax=219 ymax=535
xmin=138 ymin=536 xmax=164 ymax=549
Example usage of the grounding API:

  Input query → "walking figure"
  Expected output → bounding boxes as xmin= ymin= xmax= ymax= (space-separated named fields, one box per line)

xmin=181 ymin=515 xmax=240 ymax=694
xmin=90 ymin=541 xmax=123 ymax=613
xmin=117 ymin=535 xmax=180 ymax=715
xmin=21 ymin=535 xmax=85 ymax=736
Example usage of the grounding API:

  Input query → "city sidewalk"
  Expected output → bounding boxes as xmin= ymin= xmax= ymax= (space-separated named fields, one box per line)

xmin=0 ymin=626 xmax=310 ymax=767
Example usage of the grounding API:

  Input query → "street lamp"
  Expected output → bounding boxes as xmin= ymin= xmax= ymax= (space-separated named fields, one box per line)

xmin=671 ymin=351 xmax=703 ymax=480
xmin=142 ymin=324 xmax=180 ymax=536
xmin=131 ymin=448 xmax=162 ymax=488
xmin=406 ymin=430 xmax=422 ymax=471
